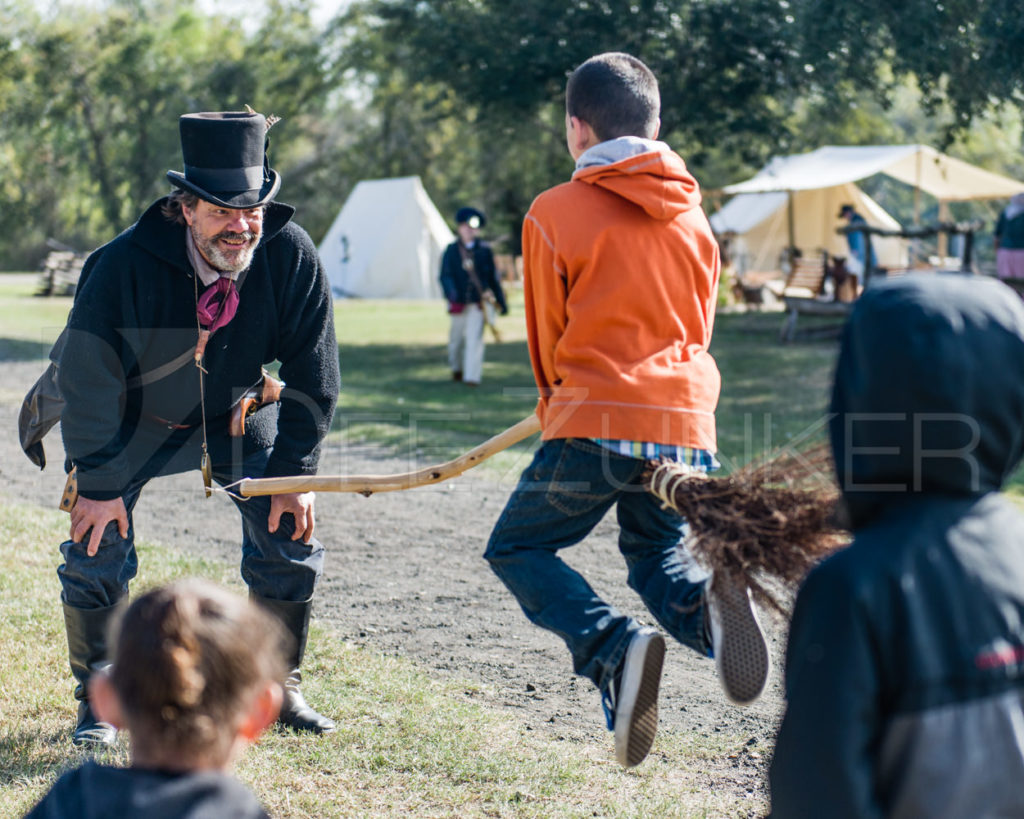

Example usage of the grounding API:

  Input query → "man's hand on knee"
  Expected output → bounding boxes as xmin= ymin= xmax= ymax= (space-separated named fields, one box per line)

xmin=70 ymin=497 xmax=129 ymax=557
xmin=268 ymin=492 xmax=316 ymax=544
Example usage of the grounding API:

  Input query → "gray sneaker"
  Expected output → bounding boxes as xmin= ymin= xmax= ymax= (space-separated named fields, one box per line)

xmin=707 ymin=576 xmax=770 ymax=705
xmin=602 ymin=627 xmax=666 ymax=768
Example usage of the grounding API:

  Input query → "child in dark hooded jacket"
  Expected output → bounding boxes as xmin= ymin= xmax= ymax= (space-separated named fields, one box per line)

xmin=25 ymin=579 xmax=288 ymax=819
xmin=770 ymin=273 xmax=1024 ymax=818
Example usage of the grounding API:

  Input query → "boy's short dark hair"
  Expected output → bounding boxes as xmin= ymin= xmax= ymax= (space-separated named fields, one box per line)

xmin=566 ymin=52 xmax=660 ymax=142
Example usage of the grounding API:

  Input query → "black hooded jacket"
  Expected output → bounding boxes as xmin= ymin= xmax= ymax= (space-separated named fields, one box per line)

xmin=770 ymin=274 xmax=1024 ymax=818
xmin=58 ymin=198 xmax=340 ymax=500
xmin=24 ymin=762 xmax=268 ymax=819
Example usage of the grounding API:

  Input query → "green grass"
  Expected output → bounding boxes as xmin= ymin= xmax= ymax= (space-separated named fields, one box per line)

xmin=2 ymin=277 xmax=1019 ymax=495
xmin=330 ymin=295 xmax=841 ymax=479
xmin=3 ymin=276 xmax=1022 ymax=815
xmin=0 ymin=503 xmax=762 ymax=818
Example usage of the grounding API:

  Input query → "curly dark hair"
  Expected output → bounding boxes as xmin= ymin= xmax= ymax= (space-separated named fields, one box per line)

xmin=161 ymin=189 xmax=201 ymax=225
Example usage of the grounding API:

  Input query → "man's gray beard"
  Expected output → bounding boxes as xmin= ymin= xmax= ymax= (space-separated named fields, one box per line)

xmin=191 ymin=224 xmax=258 ymax=274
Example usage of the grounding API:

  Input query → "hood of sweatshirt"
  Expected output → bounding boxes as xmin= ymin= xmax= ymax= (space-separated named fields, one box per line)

xmin=572 ymin=137 xmax=702 ymax=221
xmin=829 ymin=273 xmax=1024 ymax=528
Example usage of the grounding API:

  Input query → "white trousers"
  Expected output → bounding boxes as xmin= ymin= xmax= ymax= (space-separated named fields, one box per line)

xmin=448 ymin=303 xmax=486 ymax=383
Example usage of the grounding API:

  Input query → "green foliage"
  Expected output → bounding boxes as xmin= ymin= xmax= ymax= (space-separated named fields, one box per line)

xmin=4 ymin=0 xmax=1024 ymax=269
xmin=798 ymin=0 xmax=1024 ymax=143
xmin=343 ymin=0 xmax=811 ymax=216
xmin=0 ymin=0 xmax=334 ymax=268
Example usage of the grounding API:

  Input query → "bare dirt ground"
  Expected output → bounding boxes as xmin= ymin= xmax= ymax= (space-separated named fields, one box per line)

xmin=3 ymin=357 xmax=783 ymax=816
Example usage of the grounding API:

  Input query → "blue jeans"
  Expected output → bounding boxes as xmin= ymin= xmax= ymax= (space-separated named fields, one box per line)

xmin=58 ymin=446 xmax=325 ymax=609
xmin=485 ymin=438 xmax=711 ymax=696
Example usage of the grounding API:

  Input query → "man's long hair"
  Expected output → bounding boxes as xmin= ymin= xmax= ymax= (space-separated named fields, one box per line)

xmin=161 ymin=189 xmax=200 ymax=225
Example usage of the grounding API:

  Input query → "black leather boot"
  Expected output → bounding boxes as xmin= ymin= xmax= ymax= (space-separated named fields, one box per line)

xmin=62 ymin=600 xmax=119 ymax=746
xmin=252 ymin=595 xmax=336 ymax=734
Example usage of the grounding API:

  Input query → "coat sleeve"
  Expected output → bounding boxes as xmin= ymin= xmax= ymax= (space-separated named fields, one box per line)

xmin=263 ymin=226 xmax=340 ymax=479
xmin=57 ymin=245 xmax=139 ymax=500
xmin=439 ymin=244 xmax=460 ymax=303
xmin=769 ymin=555 xmax=885 ymax=819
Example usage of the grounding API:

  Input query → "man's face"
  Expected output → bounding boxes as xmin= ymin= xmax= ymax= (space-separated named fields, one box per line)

xmin=457 ymin=222 xmax=479 ymax=245
xmin=184 ymin=199 xmax=264 ymax=273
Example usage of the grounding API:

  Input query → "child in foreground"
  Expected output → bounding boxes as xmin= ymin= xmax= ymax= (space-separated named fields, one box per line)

xmin=770 ymin=274 xmax=1024 ymax=817
xmin=26 ymin=579 xmax=288 ymax=818
xmin=485 ymin=52 xmax=770 ymax=769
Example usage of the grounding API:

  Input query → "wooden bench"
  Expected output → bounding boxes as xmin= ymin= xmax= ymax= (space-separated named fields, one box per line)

xmin=782 ymin=253 xmax=828 ymax=298
xmin=779 ymin=251 xmax=853 ymax=342
xmin=36 ymin=249 xmax=88 ymax=297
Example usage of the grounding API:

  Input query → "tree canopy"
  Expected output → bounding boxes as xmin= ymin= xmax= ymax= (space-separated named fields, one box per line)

xmin=1 ymin=0 xmax=1023 ymax=269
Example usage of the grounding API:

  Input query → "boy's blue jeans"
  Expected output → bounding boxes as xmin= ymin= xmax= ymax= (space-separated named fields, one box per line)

xmin=485 ymin=437 xmax=711 ymax=696
xmin=58 ymin=446 xmax=325 ymax=609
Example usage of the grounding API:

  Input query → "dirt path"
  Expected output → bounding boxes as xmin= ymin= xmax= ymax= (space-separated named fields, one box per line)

xmin=3 ymin=358 xmax=783 ymax=814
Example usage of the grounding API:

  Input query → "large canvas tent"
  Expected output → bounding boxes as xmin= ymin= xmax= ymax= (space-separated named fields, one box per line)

xmin=710 ymin=184 xmax=906 ymax=274
xmin=722 ymin=144 xmax=1024 ymax=201
xmin=712 ymin=145 xmax=1024 ymax=274
xmin=319 ymin=176 xmax=453 ymax=299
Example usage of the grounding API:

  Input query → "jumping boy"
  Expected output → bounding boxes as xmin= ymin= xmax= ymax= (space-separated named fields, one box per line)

xmin=485 ymin=52 xmax=770 ymax=768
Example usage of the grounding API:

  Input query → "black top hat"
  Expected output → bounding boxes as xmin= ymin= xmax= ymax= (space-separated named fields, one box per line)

xmin=167 ymin=112 xmax=281 ymax=208
xmin=455 ymin=207 xmax=486 ymax=228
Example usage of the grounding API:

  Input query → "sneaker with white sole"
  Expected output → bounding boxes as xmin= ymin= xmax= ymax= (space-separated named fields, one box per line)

xmin=602 ymin=627 xmax=666 ymax=768
xmin=707 ymin=576 xmax=770 ymax=705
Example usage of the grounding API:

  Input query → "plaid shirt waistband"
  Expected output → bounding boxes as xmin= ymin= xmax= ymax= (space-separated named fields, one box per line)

xmin=590 ymin=438 xmax=720 ymax=471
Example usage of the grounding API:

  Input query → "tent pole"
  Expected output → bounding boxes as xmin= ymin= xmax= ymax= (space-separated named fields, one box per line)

xmin=787 ymin=191 xmax=796 ymax=265
xmin=914 ymin=148 xmax=922 ymax=225
xmin=937 ymin=200 xmax=950 ymax=260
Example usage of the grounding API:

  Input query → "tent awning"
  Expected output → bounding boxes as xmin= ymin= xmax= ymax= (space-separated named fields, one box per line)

xmin=722 ymin=145 xmax=1024 ymax=202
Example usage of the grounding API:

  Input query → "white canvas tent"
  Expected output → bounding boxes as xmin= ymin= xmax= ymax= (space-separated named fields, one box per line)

xmin=710 ymin=184 xmax=906 ymax=274
xmin=722 ymin=144 xmax=1024 ymax=201
xmin=712 ymin=145 xmax=1024 ymax=274
xmin=319 ymin=176 xmax=453 ymax=299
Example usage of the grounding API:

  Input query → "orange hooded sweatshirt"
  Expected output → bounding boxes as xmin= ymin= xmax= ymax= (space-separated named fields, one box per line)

xmin=523 ymin=140 xmax=721 ymax=450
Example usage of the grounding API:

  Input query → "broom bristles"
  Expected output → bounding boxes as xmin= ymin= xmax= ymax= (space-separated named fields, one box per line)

xmin=644 ymin=443 xmax=848 ymax=615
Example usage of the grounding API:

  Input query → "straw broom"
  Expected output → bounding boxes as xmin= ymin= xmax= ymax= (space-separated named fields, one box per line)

xmin=644 ymin=443 xmax=849 ymax=615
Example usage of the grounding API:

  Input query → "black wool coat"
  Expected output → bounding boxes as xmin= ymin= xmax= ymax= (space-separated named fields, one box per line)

xmin=58 ymin=198 xmax=340 ymax=501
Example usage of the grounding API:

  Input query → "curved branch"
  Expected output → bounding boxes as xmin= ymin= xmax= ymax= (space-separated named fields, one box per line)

xmin=238 ymin=414 xmax=541 ymax=497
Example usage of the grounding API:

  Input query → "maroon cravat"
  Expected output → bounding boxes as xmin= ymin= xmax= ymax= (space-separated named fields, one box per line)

xmin=196 ymin=276 xmax=239 ymax=334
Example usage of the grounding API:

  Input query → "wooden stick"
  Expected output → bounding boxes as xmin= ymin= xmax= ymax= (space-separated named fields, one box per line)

xmin=238 ymin=414 xmax=541 ymax=498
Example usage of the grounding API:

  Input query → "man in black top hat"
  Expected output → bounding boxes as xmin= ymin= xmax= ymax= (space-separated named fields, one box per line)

xmin=439 ymin=206 xmax=508 ymax=385
xmin=55 ymin=110 xmax=340 ymax=744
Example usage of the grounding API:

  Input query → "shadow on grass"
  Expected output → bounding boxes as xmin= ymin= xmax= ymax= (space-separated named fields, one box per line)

xmin=0 ymin=726 xmax=80 ymax=783
xmin=0 ymin=336 xmax=51 ymax=363
xmin=335 ymin=339 xmax=537 ymax=456
xmin=711 ymin=312 xmax=838 ymax=467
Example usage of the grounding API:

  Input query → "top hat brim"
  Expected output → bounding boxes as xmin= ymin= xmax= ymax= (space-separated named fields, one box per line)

xmin=166 ymin=169 xmax=281 ymax=209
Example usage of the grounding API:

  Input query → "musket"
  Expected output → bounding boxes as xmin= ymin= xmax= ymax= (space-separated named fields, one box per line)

xmin=479 ymin=292 xmax=502 ymax=342
xmin=458 ymin=243 xmax=502 ymax=342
